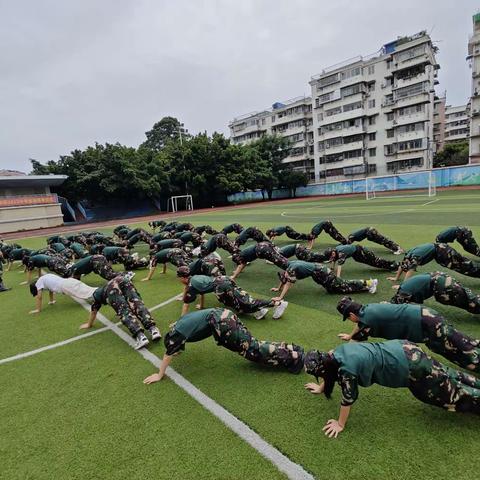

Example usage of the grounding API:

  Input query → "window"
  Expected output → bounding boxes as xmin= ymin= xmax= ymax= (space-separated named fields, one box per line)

xmin=387 ymin=158 xmax=423 ymax=172
xmin=344 ymin=149 xmax=362 ymax=159
xmin=397 ymin=138 xmax=424 ymax=151
xmin=343 ymin=101 xmax=362 ymax=112
xmin=368 ymin=116 xmax=376 ymax=126
xmin=261 ymin=118 xmax=266 ymax=125
xmin=344 ymin=134 xmax=363 ymax=144
xmin=341 ymin=66 xmax=362 ymax=80
xmin=369 ymin=132 xmax=376 ymax=141
xmin=368 ymin=65 xmax=375 ymax=75
xmin=341 ymin=83 xmax=363 ymax=97
xmin=386 ymin=112 xmax=394 ymax=121
xmin=368 ymin=82 xmax=375 ymax=92
xmin=344 ymin=164 xmax=366 ymax=176
xmin=368 ymin=99 xmax=376 ymax=108
xmin=271 ymin=115 xmax=275 ymax=122
xmin=386 ymin=129 xmax=394 ymax=138
xmin=398 ymin=104 xmax=424 ymax=116
xmin=326 ymin=167 xmax=344 ymax=177
xmin=394 ymin=82 xmax=427 ymax=100
xmin=325 ymin=106 xmax=342 ymax=117
xmin=396 ymin=45 xmax=426 ymax=63
xmin=369 ymin=148 xmax=376 ymax=157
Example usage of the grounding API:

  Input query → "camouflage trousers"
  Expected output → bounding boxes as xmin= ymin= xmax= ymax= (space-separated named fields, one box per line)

xmin=127 ymin=231 xmax=153 ymax=248
xmin=403 ymin=341 xmax=480 ymax=414
xmin=200 ymin=234 xmax=238 ymax=257
xmin=352 ymin=246 xmax=398 ymax=271
xmin=421 ymin=309 xmax=480 ymax=372
xmin=166 ymin=250 xmax=190 ymax=268
xmin=450 ymin=228 xmax=480 ymax=257
xmin=199 ymin=256 xmax=226 ymax=276
xmin=105 ymin=276 xmax=156 ymax=337
xmin=255 ymin=242 xmax=289 ymax=269
xmin=122 ymin=256 xmax=150 ymax=270
xmin=208 ymin=309 xmax=304 ymax=373
xmin=46 ymin=256 xmax=70 ymax=277
xmin=435 ymin=243 xmax=480 ymax=278
xmin=310 ymin=221 xmax=347 ymax=244
xmin=283 ymin=226 xmax=309 ymax=241
xmin=311 ymin=267 xmax=368 ymax=294
xmin=221 ymin=223 xmax=244 ymax=235
xmin=214 ymin=277 xmax=274 ymax=314
xmin=296 ymin=247 xmax=330 ymax=262
xmin=353 ymin=227 xmax=400 ymax=253
xmin=432 ymin=272 xmax=480 ymax=314
xmin=91 ymin=255 xmax=117 ymax=280
xmin=194 ymin=225 xmax=218 ymax=235
xmin=235 ymin=227 xmax=267 ymax=246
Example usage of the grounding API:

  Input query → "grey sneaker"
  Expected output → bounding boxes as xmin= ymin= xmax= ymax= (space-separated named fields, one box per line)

xmin=253 ymin=308 xmax=269 ymax=320
xmin=272 ymin=301 xmax=288 ymax=319
xmin=134 ymin=332 xmax=149 ymax=350
xmin=368 ymin=279 xmax=378 ymax=294
xmin=124 ymin=271 xmax=136 ymax=281
xmin=393 ymin=249 xmax=404 ymax=255
xmin=149 ymin=326 xmax=161 ymax=341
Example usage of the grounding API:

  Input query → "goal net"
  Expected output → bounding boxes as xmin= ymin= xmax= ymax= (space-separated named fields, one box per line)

xmin=167 ymin=195 xmax=193 ymax=213
xmin=366 ymin=170 xmax=436 ymax=200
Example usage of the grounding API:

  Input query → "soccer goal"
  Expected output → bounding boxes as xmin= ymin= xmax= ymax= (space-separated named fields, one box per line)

xmin=366 ymin=170 xmax=436 ymax=200
xmin=167 ymin=194 xmax=193 ymax=212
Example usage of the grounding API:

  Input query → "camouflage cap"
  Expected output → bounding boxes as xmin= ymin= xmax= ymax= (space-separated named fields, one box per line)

xmin=336 ymin=296 xmax=362 ymax=321
xmin=176 ymin=266 xmax=191 ymax=278
xmin=304 ymin=350 xmax=329 ymax=379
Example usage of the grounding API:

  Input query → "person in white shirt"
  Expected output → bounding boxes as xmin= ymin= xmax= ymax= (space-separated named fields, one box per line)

xmin=28 ymin=273 xmax=160 ymax=349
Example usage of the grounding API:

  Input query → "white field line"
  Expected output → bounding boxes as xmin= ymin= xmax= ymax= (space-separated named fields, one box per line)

xmin=71 ymin=294 xmax=315 ymax=480
xmin=148 ymin=294 xmax=183 ymax=311
xmin=0 ymin=325 xmax=112 ymax=365
xmin=281 ymin=197 xmax=441 ymax=219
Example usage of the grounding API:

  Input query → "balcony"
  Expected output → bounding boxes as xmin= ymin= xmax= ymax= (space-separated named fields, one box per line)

xmin=396 ymin=130 xmax=425 ymax=142
xmin=393 ymin=91 xmax=430 ymax=109
xmin=393 ymin=72 xmax=429 ymax=89
xmin=391 ymin=53 xmax=432 ymax=71
xmin=318 ymin=109 xmax=364 ymax=126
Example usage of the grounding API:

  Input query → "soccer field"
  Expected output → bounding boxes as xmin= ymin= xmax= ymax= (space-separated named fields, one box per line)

xmin=2 ymin=189 xmax=480 ymax=480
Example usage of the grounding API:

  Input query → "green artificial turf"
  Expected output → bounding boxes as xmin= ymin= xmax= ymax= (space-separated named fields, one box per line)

xmin=2 ymin=189 xmax=480 ymax=479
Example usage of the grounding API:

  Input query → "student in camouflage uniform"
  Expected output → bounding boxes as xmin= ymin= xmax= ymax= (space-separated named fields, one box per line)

xmin=22 ymin=254 xmax=71 ymax=283
xmin=175 ymin=222 xmax=195 ymax=233
xmin=347 ymin=227 xmax=404 ymax=254
xmin=143 ymin=307 xmax=304 ymax=384
xmin=160 ymin=221 xmax=180 ymax=232
xmin=82 ymin=274 xmax=161 ymax=349
xmin=49 ymin=242 xmax=74 ymax=259
xmin=100 ymin=246 xmax=148 ymax=271
xmin=304 ymin=340 xmax=480 ymax=438
xmin=125 ymin=230 xmax=154 ymax=249
xmin=194 ymin=225 xmax=218 ymax=235
xmin=234 ymin=226 xmax=269 ymax=247
xmin=46 ymin=235 xmax=70 ymax=246
xmin=277 ymin=244 xmax=311 ymax=260
xmin=265 ymin=226 xmax=309 ymax=241
xmin=177 ymin=255 xmax=226 ymax=278
xmin=65 ymin=233 xmax=88 ymax=246
xmin=114 ymin=227 xmax=132 ymax=240
xmin=6 ymin=247 xmax=34 ymax=270
xmin=173 ymin=230 xmax=203 ymax=247
xmin=0 ymin=251 xmax=10 ymax=292
xmin=199 ymin=233 xmax=238 ymax=257
xmin=391 ymin=271 xmax=480 ymax=313
xmin=436 ymin=226 xmax=480 ymax=257
xmin=178 ymin=274 xmax=288 ymax=320
xmin=151 ymin=231 xmax=174 ymax=243
xmin=85 ymin=234 xmax=119 ymax=247
xmin=148 ymin=220 xmax=166 ymax=230
xmin=150 ymin=238 xmax=185 ymax=253
xmin=230 ymin=242 xmax=289 ymax=280
xmin=69 ymin=254 xmax=117 ymax=280
xmin=270 ymin=260 xmax=377 ymax=300
xmin=308 ymin=220 xmax=347 ymax=248
xmin=337 ymin=297 xmax=480 ymax=372
xmin=390 ymin=243 xmax=480 ymax=283
xmin=142 ymin=248 xmax=190 ymax=281
xmin=327 ymin=244 xmax=399 ymax=277
xmin=221 ymin=223 xmax=244 ymax=235
xmin=69 ymin=242 xmax=89 ymax=259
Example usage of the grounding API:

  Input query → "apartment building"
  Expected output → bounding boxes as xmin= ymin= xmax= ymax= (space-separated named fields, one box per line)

xmin=228 ymin=97 xmax=315 ymax=180
xmin=468 ymin=13 xmax=480 ymax=163
xmin=444 ymin=104 xmax=470 ymax=144
xmin=310 ymin=31 xmax=439 ymax=181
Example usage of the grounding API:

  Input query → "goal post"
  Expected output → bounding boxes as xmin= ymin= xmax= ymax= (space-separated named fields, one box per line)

xmin=167 ymin=195 xmax=194 ymax=213
xmin=366 ymin=170 xmax=436 ymax=200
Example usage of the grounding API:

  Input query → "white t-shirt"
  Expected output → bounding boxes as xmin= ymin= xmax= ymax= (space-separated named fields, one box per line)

xmin=60 ymin=278 xmax=97 ymax=300
xmin=35 ymin=274 xmax=64 ymax=293
xmin=35 ymin=274 xmax=97 ymax=300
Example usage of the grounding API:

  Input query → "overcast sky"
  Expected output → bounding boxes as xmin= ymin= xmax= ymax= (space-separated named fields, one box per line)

xmin=0 ymin=0 xmax=474 ymax=172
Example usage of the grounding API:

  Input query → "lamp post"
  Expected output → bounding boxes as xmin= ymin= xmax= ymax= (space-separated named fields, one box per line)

xmin=178 ymin=123 xmax=188 ymax=193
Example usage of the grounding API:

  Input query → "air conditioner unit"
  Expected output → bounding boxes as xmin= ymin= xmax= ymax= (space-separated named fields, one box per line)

xmin=393 ymin=120 xmax=398 ymax=125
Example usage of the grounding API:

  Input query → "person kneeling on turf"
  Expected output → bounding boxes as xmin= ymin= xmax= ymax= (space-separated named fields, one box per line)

xmin=29 ymin=273 xmax=160 ymax=349
xmin=143 ymin=307 xmax=304 ymax=384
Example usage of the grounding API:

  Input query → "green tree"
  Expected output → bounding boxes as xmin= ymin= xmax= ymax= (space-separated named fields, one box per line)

xmin=278 ymin=169 xmax=309 ymax=198
xmin=141 ymin=116 xmax=186 ymax=152
xmin=433 ymin=141 xmax=469 ymax=168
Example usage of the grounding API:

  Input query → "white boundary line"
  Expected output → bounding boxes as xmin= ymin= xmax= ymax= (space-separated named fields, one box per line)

xmin=148 ymin=294 xmax=183 ymax=311
xmin=71 ymin=294 xmax=314 ymax=480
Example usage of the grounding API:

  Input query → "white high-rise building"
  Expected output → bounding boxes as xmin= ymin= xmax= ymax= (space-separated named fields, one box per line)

xmin=468 ymin=13 xmax=480 ymax=163
xmin=444 ymin=104 xmax=470 ymax=145
xmin=229 ymin=96 xmax=315 ymax=180
xmin=310 ymin=31 xmax=439 ymax=181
